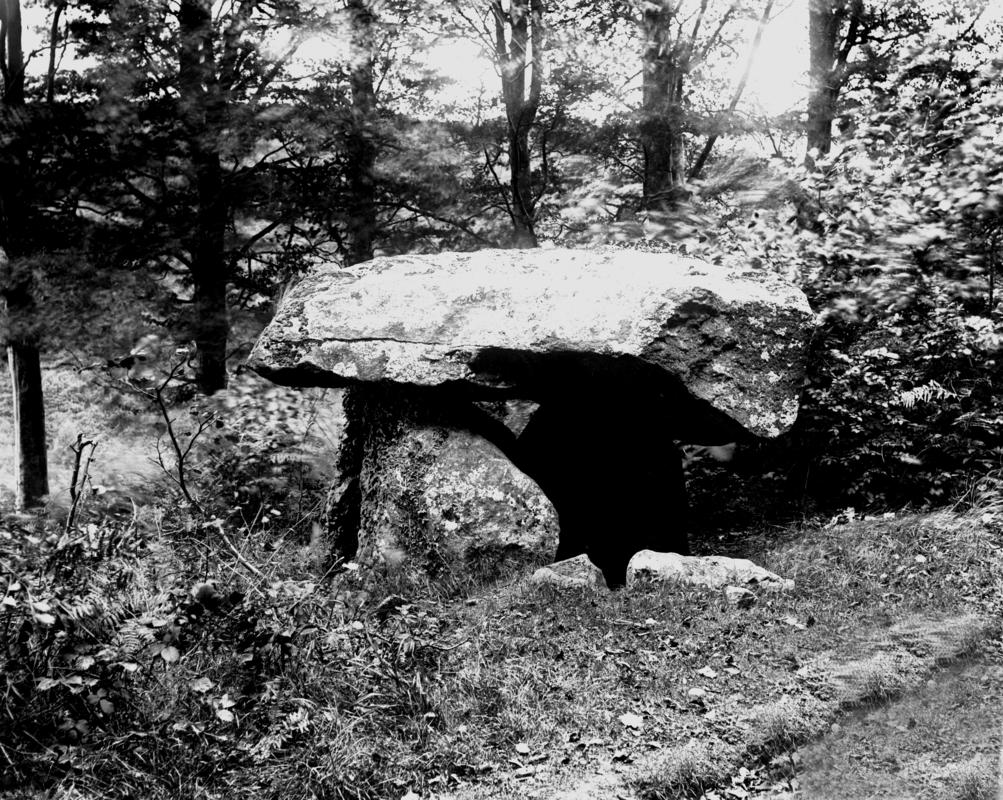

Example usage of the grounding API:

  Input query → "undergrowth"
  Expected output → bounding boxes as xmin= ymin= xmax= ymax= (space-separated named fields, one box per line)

xmin=3 ymin=439 xmax=1002 ymax=800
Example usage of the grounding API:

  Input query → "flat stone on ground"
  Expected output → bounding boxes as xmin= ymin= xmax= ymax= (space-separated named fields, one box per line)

xmin=626 ymin=551 xmax=794 ymax=592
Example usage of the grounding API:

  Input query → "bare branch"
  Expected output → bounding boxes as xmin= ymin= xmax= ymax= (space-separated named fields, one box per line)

xmin=689 ymin=0 xmax=775 ymax=180
xmin=834 ymin=0 xmax=863 ymax=72
xmin=397 ymin=201 xmax=500 ymax=248
xmin=698 ymin=0 xmax=739 ymax=62
xmin=152 ymin=359 xmax=204 ymax=511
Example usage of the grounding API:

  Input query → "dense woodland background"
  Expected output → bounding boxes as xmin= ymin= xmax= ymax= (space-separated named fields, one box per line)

xmin=1 ymin=0 xmax=1003 ymax=796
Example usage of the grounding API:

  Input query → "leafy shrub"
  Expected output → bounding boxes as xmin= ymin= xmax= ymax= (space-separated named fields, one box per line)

xmin=778 ymin=50 xmax=1003 ymax=509
xmin=1 ymin=493 xmax=464 ymax=798
xmin=672 ymin=46 xmax=1003 ymax=517
xmin=795 ymin=301 xmax=1002 ymax=508
xmin=147 ymin=371 xmax=343 ymax=545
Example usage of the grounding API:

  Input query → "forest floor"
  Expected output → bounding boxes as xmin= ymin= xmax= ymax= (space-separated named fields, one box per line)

xmin=3 ymin=374 xmax=1003 ymax=799
xmin=7 ymin=502 xmax=1002 ymax=800
xmin=420 ymin=511 xmax=1003 ymax=800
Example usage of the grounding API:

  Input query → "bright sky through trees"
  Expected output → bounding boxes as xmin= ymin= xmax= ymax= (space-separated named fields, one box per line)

xmin=421 ymin=3 xmax=810 ymax=117
xmin=19 ymin=1 xmax=812 ymax=120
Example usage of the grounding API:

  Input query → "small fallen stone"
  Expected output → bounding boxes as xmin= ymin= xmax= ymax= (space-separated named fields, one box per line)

xmin=619 ymin=712 xmax=644 ymax=729
xmin=529 ymin=554 xmax=608 ymax=592
xmin=724 ymin=585 xmax=757 ymax=608
xmin=688 ymin=687 xmax=708 ymax=699
xmin=697 ymin=666 xmax=719 ymax=679
xmin=626 ymin=551 xmax=794 ymax=592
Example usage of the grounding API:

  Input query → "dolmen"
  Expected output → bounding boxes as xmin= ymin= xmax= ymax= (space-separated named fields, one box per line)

xmin=248 ymin=247 xmax=814 ymax=587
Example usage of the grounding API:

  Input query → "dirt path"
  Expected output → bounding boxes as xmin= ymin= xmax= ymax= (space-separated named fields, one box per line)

xmin=435 ymin=614 xmax=1000 ymax=800
xmin=769 ymin=656 xmax=1003 ymax=799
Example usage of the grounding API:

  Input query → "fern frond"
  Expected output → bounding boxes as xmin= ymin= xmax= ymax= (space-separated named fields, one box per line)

xmin=899 ymin=381 xmax=956 ymax=408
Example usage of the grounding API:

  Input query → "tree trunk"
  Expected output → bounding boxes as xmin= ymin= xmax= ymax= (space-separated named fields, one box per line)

xmin=345 ymin=0 xmax=377 ymax=266
xmin=807 ymin=0 xmax=838 ymax=156
xmin=493 ymin=0 xmax=543 ymax=248
xmin=1 ymin=0 xmax=48 ymax=510
xmin=807 ymin=0 xmax=863 ymax=160
xmin=191 ymin=150 xmax=229 ymax=394
xmin=640 ymin=1 xmax=687 ymax=206
xmin=509 ymin=121 xmax=536 ymax=248
xmin=179 ymin=0 xmax=229 ymax=394
xmin=0 ymin=0 xmax=24 ymax=105
xmin=7 ymin=341 xmax=47 ymax=508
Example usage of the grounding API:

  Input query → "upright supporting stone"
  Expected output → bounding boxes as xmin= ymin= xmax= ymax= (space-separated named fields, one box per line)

xmin=334 ymin=386 xmax=558 ymax=589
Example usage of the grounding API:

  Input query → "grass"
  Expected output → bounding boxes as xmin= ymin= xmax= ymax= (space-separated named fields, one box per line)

xmin=634 ymin=739 xmax=739 ymax=799
xmin=3 ymin=396 xmax=1003 ymax=800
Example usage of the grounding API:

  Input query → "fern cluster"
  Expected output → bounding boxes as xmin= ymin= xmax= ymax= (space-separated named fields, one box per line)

xmin=0 ymin=512 xmax=157 ymax=789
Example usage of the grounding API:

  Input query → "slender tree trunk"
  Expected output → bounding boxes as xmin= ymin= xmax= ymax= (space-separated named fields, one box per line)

xmin=807 ymin=0 xmax=838 ymax=156
xmin=179 ymin=0 xmax=229 ymax=393
xmin=191 ymin=150 xmax=229 ymax=394
xmin=1 ymin=0 xmax=48 ymax=510
xmin=493 ymin=0 xmax=543 ymax=248
xmin=45 ymin=1 xmax=65 ymax=104
xmin=509 ymin=112 xmax=536 ymax=248
xmin=640 ymin=1 xmax=687 ymax=206
xmin=8 ymin=342 xmax=46 ymax=507
xmin=345 ymin=0 xmax=377 ymax=266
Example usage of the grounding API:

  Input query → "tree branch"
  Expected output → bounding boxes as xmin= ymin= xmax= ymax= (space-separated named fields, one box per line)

xmin=689 ymin=0 xmax=775 ymax=180
xmin=483 ymin=145 xmax=514 ymax=219
xmin=397 ymin=201 xmax=500 ymax=247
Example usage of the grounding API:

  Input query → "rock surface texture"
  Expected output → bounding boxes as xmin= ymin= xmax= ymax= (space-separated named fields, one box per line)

xmin=249 ymin=247 xmax=814 ymax=437
xmin=346 ymin=393 xmax=559 ymax=584
xmin=723 ymin=585 xmax=758 ymax=608
xmin=626 ymin=551 xmax=794 ymax=592
xmin=529 ymin=555 xmax=609 ymax=593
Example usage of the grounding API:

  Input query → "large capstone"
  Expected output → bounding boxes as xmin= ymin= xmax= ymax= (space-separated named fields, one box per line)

xmin=250 ymin=248 xmax=815 ymax=586
xmin=249 ymin=247 xmax=814 ymax=437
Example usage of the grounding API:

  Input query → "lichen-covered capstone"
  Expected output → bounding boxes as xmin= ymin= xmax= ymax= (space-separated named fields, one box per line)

xmin=249 ymin=247 xmax=814 ymax=438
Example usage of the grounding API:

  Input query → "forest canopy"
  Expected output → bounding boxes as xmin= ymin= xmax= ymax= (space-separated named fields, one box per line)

xmin=0 ymin=0 xmax=998 ymax=514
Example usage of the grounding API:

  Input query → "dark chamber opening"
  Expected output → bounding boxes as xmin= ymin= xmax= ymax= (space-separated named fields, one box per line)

xmin=468 ymin=351 xmax=746 ymax=586
xmin=517 ymin=395 xmax=687 ymax=585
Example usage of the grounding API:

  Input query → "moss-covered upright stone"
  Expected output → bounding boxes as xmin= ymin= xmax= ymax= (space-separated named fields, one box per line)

xmin=344 ymin=386 xmax=557 ymax=587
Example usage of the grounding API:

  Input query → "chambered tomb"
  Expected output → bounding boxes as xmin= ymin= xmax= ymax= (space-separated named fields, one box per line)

xmin=248 ymin=247 xmax=814 ymax=586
